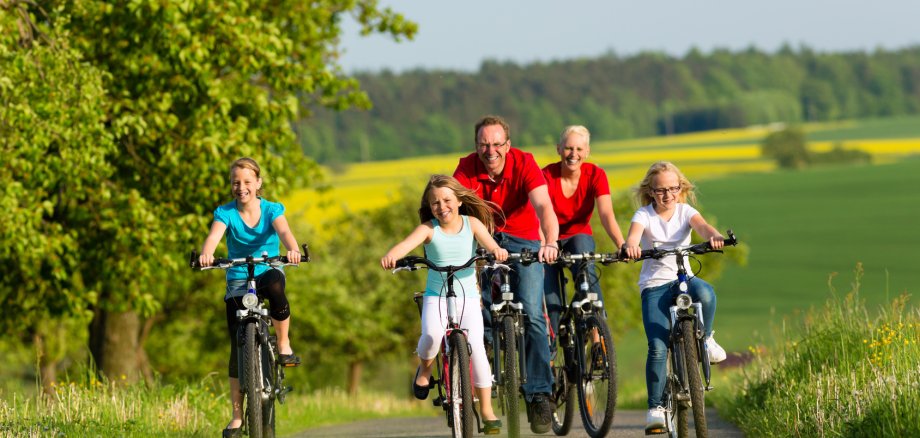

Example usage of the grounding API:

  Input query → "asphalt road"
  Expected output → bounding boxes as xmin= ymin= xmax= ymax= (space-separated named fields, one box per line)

xmin=293 ymin=408 xmax=744 ymax=437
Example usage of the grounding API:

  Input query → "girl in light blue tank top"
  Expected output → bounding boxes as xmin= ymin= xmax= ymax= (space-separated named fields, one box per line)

xmin=381 ymin=175 xmax=508 ymax=433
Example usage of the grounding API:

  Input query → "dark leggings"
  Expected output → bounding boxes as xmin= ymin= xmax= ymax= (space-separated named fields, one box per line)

xmin=225 ymin=269 xmax=290 ymax=378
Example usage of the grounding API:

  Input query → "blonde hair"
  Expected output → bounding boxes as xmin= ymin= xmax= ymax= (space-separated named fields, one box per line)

xmin=635 ymin=161 xmax=697 ymax=206
xmin=419 ymin=175 xmax=502 ymax=233
xmin=557 ymin=125 xmax=591 ymax=147
xmin=229 ymin=157 xmax=264 ymax=197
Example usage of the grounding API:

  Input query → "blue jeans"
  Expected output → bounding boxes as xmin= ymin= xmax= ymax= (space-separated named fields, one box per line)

xmin=543 ymin=234 xmax=604 ymax=341
xmin=481 ymin=232 xmax=553 ymax=398
xmin=641 ymin=277 xmax=716 ymax=409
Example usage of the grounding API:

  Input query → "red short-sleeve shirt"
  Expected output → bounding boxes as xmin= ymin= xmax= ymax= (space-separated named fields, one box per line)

xmin=542 ymin=162 xmax=610 ymax=240
xmin=453 ymin=148 xmax=546 ymax=241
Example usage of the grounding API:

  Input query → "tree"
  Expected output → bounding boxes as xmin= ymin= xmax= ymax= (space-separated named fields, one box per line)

xmin=2 ymin=0 xmax=416 ymax=384
xmin=761 ymin=127 xmax=811 ymax=169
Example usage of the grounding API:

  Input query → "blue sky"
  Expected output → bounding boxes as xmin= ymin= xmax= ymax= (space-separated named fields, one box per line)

xmin=339 ymin=0 xmax=920 ymax=73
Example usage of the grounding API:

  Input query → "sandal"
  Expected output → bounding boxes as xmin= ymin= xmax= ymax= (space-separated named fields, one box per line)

xmin=279 ymin=353 xmax=301 ymax=367
xmin=222 ymin=427 xmax=242 ymax=438
xmin=412 ymin=367 xmax=432 ymax=400
xmin=482 ymin=419 xmax=502 ymax=435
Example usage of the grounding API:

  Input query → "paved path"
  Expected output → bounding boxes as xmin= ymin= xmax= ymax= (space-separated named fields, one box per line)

xmin=293 ymin=408 xmax=744 ymax=437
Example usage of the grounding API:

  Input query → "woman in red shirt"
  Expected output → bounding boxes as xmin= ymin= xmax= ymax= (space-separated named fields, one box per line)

xmin=542 ymin=125 xmax=626 ymax=338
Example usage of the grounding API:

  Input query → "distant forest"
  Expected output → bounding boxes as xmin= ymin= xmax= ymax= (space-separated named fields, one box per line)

xmin=297 ymin=45 xmax=920 ymax=164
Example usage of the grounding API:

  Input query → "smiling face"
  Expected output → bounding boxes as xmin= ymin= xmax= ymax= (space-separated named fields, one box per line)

xmin=649 ymin=170 xmax=682 ymax=212
xmin=428 ymin=186 xmax=462 ymax=226
xmin=557 ymin=132 xmax=590 ymax=172
xmin=476 ymin=124 xmax=510 ymax=178
xmin=230 ymin=167 xmax=261 ymax=205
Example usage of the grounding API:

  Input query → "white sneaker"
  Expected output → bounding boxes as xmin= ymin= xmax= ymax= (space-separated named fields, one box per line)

xmin=705 ymin=332 xmax=727 ymax=364
xmin=645 ymin=406 xmax=667 ymax=431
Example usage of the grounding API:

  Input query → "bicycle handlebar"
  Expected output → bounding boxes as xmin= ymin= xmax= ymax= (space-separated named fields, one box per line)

xmin=393 ymin=249 xmax=495 ymax=274
xmin=554 ymin=252 xmax=625 ymax=265
xmin=189 ymin=244 xmax=311 ymax=270
xmin=635 ymin=230 xmax=738 ymax=261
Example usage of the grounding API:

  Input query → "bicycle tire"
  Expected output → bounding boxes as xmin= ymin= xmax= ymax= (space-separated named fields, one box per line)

xmin=242 ymin=322 xmax=263 ymax=438
xmin=260 ymin=340 xmax=277 ymax=438
xmin=672 ymin=338 xmax=690 ymax=438
xmin=575 ymin=314 xmax=617 ymax=438
xmin=501 ymin=316 xmax=521 ymax=438
xmin=680 ymin=319 xmax=708 ymax=437
xmin=448 ymin=331 xmax=475 ymax=438
xmin=550 ymin=318 xmax=575 ymax=436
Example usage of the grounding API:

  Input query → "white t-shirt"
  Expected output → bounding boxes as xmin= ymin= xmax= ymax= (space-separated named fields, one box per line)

xmin=631 ymin=203 xmax=700 ymax=291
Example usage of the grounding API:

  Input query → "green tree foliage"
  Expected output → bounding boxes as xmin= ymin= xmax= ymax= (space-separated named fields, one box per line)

xmin=1 ymin=0 xmax=415 ymax=384
xmin=761 ymin=127 xmax=811 ymax=169
xmin=301 ymin=46 xmax=920 ymax=162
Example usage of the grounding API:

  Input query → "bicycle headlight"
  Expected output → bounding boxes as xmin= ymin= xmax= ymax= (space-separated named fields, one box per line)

xmin=242 ymin=293 xmax=259 ymax=309
xmin=676 ymin=293 xmax=692 ymax=310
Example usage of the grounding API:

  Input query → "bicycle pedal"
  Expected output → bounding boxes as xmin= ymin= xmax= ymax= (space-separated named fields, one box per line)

xmin=705 ymin=385 xmax=715 ymax=391
xmin=433 ymin=397 xmax=443 ymax=407
xmin=645 ymin=427 xmax=668 ymax=435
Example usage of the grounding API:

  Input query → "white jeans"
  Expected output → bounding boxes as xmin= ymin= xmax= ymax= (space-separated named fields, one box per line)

xmin=418 ymin=295 xmax=492 ymax=389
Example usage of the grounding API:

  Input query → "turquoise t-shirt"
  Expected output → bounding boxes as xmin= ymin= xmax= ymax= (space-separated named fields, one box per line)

xmin=213 ymin=198 xmax=284 ymax=281
xmin=423 ymin=216 xmax=479 ymax=298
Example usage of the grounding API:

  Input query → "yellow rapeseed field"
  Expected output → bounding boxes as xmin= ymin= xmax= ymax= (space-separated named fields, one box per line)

xmin=284 ymin=125 xmax=920 ymax=234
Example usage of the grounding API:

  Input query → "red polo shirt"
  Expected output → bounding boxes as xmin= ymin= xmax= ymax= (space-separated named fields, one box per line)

xmin=542 ymin=162 xmax=610 ymax=240
xmin=453 ymin=147 xmax=546 ymax=241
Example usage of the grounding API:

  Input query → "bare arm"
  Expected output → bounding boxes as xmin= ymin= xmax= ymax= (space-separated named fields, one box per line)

xmin=272 ymin=215 xmax=302 ymax=264
xmin=380 ymin=223 xmax=434 ymax=269
xmin=198 ymin=221 xmax=228 ymax=267
xmin=469 ymin=217 xmax=508 ymax=262
xmin=623 ymin=222 xmax=645 ymax=259
xmin=528 ymin=185 xmax=559 ymax=263
xmin=689 ymin=214 xmax=724 ymax=250
xmin=595 ymin=194 xmax=625 ymax=249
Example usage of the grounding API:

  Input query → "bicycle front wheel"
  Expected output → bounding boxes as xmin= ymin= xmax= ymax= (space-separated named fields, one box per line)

xmin=551 ymin=318 xmax=575 ymax=436
xmin=500 ymin=316 xmax=521 ymax=437
xmin=680 ymin=319 xmax=708 ymax=437
xmin=448 ymin=331 xmax=474 ymax=438
xmin=575 ymin=314 xmax=617 ymax=438
xmin=260 ymin=338 xmax=277 ymax=438
xmin=241 ymin=322 xmax=264 ymax=438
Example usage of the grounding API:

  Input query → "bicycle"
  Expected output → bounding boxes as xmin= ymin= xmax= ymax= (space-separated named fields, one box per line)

xmin=482 ymin=249 xmax=539 ymax=438
xmin=634 ymin=231 xmax=738 ymax=438
xmin=548 ymin=251 xmax=622 ymax=438
xmin=394 ymin=250 xmax=496 ymax=437
xmin=190 ymin=244 xmax=310 ymax=438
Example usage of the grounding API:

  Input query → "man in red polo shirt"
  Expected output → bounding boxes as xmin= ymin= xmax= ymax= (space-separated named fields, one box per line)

xmin=453 ymin=115 xmax=559 ymax=434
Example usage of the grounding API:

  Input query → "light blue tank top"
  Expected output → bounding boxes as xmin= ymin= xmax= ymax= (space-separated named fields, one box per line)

xmin=423 ymin=216 xmax=479 ymax=298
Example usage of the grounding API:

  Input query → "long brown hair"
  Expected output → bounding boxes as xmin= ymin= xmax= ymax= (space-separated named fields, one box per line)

xmin=635 ymin=161 xmax=697 ymax=206
xmin=419 ymin=175 xmax=502 ymax=233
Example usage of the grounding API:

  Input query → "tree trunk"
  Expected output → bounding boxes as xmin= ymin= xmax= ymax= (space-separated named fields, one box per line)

xmin=34 ymin=332 xmax=56 ymax=397
xmin=347 ymin=360 xmax=363 ymax=396
xmin=89 ymin=309 xmax=140 ymax=384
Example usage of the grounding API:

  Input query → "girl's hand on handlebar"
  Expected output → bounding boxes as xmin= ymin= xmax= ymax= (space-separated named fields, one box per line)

xmin=199 ymin=253 xmax=215 ymax=267
xmin=624 ymin=244 xmax=642 ymax=260
xmin=491 ymin=247 xmax=509 ymax=262
xmin=287 ymin=249 xmax=302 ymax=265
xmin=381 ymin=255 xmax=398 ymax=270
xmin=709 ymin=235 xmax=725 ymax=250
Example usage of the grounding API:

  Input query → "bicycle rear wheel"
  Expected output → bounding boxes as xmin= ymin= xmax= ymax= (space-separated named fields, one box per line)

xmin=680 ymin=319 xmax=708 ymax=437
xmin=448 ymin=331 xmax=474 ymax=438
xmin=241 ymin=322 xmax=264 ymax=438
xmin=500 ymin=316 xmax=521 ymax=437
xmin=550 ymin=319 xmax=575 ymax=436
xmin=575 ymin=314 xmax=617 ymax=438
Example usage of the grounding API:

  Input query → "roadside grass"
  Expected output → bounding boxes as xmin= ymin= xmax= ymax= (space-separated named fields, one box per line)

xmin=711 ymin=265 xmax=920 ymax=436
xmin=0 ymin=374 xmax=429 ymax=437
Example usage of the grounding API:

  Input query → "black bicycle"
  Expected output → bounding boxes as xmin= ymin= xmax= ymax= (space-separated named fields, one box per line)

xmin=482 ymin=249 xmax=539 ymax=438
xmin=190 ymin=244 xmax=309 ymax=438
xmin=548 ymin=252 xmax=622 ymax=438
xmin=395 ymin=250 xmax=497 ymax=437
xmin=635 ymin=231 xmax=737 ymax=438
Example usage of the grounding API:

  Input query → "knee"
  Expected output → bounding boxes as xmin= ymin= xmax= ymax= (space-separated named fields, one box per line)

xmin=647 ymin=341 xmax=668 ymax=361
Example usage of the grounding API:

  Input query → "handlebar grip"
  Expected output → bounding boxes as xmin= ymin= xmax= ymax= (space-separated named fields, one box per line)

xmin=725 ymin=229 xmax=738 ymax=246
xmin=189 ymin=251 xmax=198 ymax=268
xmin=639 ymin=248 xmax=658 ymax=259
xmin=301 ymin=244 xmax=311 ymax=262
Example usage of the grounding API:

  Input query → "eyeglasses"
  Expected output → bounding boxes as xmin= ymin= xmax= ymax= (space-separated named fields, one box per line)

xmin=476 ymin=139 xmax=509 ymax=150
xmin=651 ymin=186 xmax=682 ymax=196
